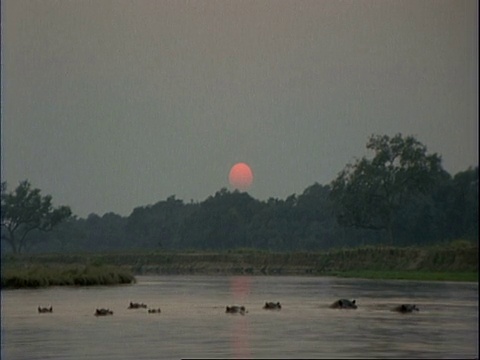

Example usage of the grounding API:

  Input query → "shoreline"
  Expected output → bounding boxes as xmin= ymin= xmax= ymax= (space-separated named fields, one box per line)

xmin=130 ymin=267 xmax=477 ymax=282
xmin=2 ymin=269 xmax=476 ymax=289
xmin=2 ymin=245 xmax=478 ymax=287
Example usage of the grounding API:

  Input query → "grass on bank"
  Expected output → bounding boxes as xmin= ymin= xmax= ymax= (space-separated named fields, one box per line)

xmin=1 ymin=242 xmax=477 ymax=286
xmin=325 ymin=269 xmax=478 ymax=282
xmin=1 ymin=263 xmax=135 ymax=289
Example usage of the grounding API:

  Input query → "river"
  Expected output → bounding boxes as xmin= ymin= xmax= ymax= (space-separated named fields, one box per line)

xmin=1 ymin=275 xmax=478 ymax=359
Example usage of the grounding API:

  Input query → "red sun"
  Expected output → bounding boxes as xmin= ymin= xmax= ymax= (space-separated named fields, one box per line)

xmin=229 ymin=162 xmax=253 ymax=190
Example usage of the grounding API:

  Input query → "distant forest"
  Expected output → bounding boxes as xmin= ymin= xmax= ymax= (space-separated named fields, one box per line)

xmin=2 ymin=135 xmax=478 ymax=254
xmin=3 ymin=166 xmax=476 ymax=254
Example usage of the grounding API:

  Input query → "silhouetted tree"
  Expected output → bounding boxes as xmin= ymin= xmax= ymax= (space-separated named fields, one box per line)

xmin=126 ymin=195 xmax=189 ymax=249
xmin=443 ymin=167 xmax=478 ymax=240
xmin=330 ymin=134 xmax=444 ymax=244
xmin=1 ymin=180 xmax=72 ymax=253
xmin=180 ymin=189 xmax=262 ymax=250
xmin=12 ymin=136 xmax=476 ymax=253
xmin=295 ymin=183 xmax=337 ymax=249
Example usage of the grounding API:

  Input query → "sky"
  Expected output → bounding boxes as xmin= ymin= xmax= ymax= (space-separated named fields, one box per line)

xmin=1 ymin=0 xmax=478 ymax=218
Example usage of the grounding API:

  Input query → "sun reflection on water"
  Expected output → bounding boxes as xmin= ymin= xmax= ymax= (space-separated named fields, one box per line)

xmin=229 ymin=276 xmax=252 ymax=359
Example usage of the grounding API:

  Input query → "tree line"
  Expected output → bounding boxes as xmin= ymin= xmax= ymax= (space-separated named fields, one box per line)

xmin=2 ymin=134 xmax=478 ymax=254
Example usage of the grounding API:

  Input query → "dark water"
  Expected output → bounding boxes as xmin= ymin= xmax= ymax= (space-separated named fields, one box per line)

xmin=1 ymin=275 xmax=478 ymax=359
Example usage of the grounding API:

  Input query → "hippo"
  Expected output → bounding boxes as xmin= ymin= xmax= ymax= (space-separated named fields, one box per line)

xmin=226 ymin=305 xmax=247 ymax=315
xmin=393 ymin=304 xmax=419 ymax=313
xmin=95 ymin=308 xmax=113 ymax=316
xmin=128 ymin=302 xmax=147 ymax=309
xmin=263 ymin=302 xmax=282 ymax=310
xmin=148 ymin=308 xmax=161 ymax=314
xmin=330 ymin=299 xmax=358 ymax=309
xmin=38 ymin=306 xmax=53 ymax=313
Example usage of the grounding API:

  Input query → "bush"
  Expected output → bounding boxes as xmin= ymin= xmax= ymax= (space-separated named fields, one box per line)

xmin=1 ymin=263 xmax=135 ymax=289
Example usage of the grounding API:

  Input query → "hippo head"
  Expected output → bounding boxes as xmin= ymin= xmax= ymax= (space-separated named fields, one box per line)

xmin=95 ymin=308 xmax=113 ymax=316
xmin=38 ymin=306 xmax=53 ymax=313
xmin=340 ymin=299 xmax=357 ymax=309
xmin=264 ymin=302 xmax=281 ymax=309
xmin=402 ymin=304 xmax=419 ymax=313
xmin=226 ymin=305 xmax=246 ymax=314
xmin=332 ymin=299 xmax=357 ymax=309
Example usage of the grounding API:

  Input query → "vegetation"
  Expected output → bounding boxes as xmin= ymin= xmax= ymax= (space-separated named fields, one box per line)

xmin=330 ymin=134 xmax=445 ymax=244
xmin=1 ymin=263 xmax=135 ymax=288
xmin=0 ymin=134 xmax=477 ymax=255
xmin=326 ymin=270 xmax=477 ymax=282
xmin=2 ymin=134 xmax=475 ymax=288
xmin=2 ymin=242 xmax=476 ymax=286
xmin=1 ymin=180 xmax=72 ymax=253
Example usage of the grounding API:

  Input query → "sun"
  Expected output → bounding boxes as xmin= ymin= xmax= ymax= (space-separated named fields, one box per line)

xmin=228 ymin=162 xmax=253 ymax=191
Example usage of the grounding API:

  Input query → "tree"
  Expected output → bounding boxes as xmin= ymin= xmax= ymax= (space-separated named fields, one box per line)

xmin=180 ymin=188 xmax=262 ymax=250
xmin=1 ymin=180 xmax=72 ymax=253
xmin=330 ymin=134 xmax=444 ymax=245
xmin=295 ymin=183 xmax=338 ymax=249
xmin=126 ymin=196 xmax=187 ymax=250
xmin=443 ymin=166 xmax=478 ymax=240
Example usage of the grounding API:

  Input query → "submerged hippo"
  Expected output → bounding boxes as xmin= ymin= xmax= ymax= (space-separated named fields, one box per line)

xmin=38 ymin=306 xmax=53 ymax=313
xmin=263 ymin=302 xmax=282 ymax=310
xmin=330 ymin=299 xmax=358 ymax=309
xmin=393 ymin=304 xmax=419 ymax=313
xmin=128 ymin=302 xmax=147 ymax=309
xmin=95 ymin=308 xmax=113 ymax=316
xmin=226 ymin=305 xmax=247 ymax=315
xmin=148 ymin=308 xmax=161 ymax=314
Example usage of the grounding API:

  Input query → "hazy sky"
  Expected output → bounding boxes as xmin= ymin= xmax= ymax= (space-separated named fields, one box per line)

xmin=2 ymin=0 xmax=478 ymax=218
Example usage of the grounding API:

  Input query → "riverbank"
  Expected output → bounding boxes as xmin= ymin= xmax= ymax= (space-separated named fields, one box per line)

xmin=2 ymin=244 xmax=477 ymax=286
xmin=1 ymin=263 xmax=135 ymax=289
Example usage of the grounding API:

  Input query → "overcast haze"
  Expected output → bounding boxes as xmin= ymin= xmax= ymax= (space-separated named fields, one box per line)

xmin=1 ymin=0 xmax=478 ymax=218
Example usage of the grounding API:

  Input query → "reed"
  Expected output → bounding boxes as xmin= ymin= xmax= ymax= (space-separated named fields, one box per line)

xmin=1 ymin=263 xmax=135 ymax=289
xmin=1 ymin=242 xmax=477 ymax=285
xmin=325 ymin=270 xmax=478 ymax=282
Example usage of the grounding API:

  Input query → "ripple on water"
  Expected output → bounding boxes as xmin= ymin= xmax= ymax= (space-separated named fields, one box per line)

xmin=2 ymin=276 xmax=478 ymax=359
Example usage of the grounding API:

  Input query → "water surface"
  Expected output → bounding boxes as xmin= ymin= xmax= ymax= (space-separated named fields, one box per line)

xmin=1 ymin=275 xmax=478 ymax=359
